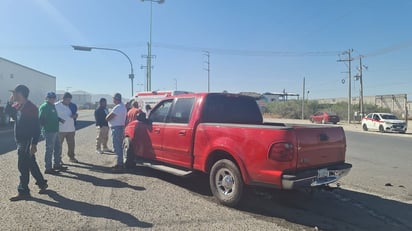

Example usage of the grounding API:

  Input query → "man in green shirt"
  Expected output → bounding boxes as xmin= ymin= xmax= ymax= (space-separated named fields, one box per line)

xmin=39 ymin=92 xmax=66 ymax=174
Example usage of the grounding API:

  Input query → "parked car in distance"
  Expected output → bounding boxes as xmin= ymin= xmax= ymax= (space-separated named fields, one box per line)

xmin=362 ymin=113 xmax=407 ymax=133
xmin=124 ymin=93 xmax=352 ymax=207
xmin=310 ymin=112 xmax=340 ymax=124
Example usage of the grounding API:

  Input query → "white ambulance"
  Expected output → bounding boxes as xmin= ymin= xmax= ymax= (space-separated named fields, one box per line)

xmin=133 ymin=90 xmax=192 ymax=114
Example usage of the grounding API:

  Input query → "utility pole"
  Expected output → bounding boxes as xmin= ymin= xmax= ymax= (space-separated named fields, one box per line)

xmin=301 ymin=77 xmax=305 ymax=120
xmin=203 ymin=51 xmax=210 ymax=92
xmin=355 ymin=55 xmax=367 ymax=119
xmin=337 ymin=49 xmax=354 ymax=123
xmin=141 ymin=43 xmax=155 ymax=91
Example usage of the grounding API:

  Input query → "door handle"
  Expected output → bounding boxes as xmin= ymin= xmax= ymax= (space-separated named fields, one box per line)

xmin=154 ymin=128 xmax=161 ymax=134
xmin=178 ymin=130 xmax=187 ymax=136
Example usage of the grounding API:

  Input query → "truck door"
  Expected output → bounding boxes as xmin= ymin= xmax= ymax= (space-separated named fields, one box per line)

xmin=161 ymin=97 xmax=196 ymax=168
xmin=147 ymin=99 xmax=173 ymax=158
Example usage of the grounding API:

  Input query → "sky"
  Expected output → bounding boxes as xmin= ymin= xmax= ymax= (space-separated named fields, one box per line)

xmin=1 ymin=0 xmax=411 ymax=100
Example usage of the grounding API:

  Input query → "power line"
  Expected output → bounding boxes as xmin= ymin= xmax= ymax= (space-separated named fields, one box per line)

xmin=153 ymin=43 xmax=340 ymax=57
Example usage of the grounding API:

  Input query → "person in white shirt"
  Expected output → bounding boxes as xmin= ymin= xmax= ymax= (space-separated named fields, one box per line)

xmin=106 ymin=93 xmax=127 ymax=169
xmin=55 ymin=92 xmax=78 ymax=163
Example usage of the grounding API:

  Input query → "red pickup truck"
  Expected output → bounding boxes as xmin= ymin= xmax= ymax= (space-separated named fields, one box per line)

xmin=124 ymin=93 xmax=352 ymax=206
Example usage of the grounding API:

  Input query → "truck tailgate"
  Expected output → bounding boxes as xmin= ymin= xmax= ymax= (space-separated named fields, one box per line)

xmin=293 ymin=125 xmax=346 ymax=169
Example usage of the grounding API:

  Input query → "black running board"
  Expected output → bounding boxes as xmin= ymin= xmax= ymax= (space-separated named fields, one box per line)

xmin=136 ymin=159 xmax=193 ymax=177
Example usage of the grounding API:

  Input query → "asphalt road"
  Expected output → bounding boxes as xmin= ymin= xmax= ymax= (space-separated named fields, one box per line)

xmin=0 ymin=112 xmax=411 ymax=231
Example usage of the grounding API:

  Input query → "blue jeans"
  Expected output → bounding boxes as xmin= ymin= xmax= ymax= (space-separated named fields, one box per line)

xmin=16 ymin=140 xmax=47 ymax=194
xmin=44 ymin=132 xmax=62 ymax=170
xmin=111 ymin=126 xmax=124 ymax=165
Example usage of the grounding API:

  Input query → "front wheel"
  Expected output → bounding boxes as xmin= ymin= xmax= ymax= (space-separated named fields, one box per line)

xmin=209 ymin=159 xmax=244 ymax=207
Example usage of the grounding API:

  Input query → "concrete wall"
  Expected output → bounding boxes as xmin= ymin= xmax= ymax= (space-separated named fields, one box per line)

xmin=0 ymin=57 xmax=56 ymax=106
xmin=317 ymin=96 xmax=376 ymax=105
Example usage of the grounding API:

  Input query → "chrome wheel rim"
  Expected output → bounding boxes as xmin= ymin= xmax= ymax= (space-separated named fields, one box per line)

xmin=215 ymin=168 xmax=235 ymax=196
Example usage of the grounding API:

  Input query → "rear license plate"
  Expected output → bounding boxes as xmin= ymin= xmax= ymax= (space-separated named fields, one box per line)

xmin=318 ymin=168 xmax=329 ymax=178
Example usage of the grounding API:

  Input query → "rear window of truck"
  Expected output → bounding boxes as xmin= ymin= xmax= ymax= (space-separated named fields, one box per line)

xmin=201 ymin=94 xmax=263 ymax=124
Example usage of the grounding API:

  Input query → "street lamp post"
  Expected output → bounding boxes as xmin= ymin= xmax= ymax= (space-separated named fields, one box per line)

xmin=141 ymin=0 xmax=165 ymax=91
xmin=72 ymin=45 xmax=135 ymax=97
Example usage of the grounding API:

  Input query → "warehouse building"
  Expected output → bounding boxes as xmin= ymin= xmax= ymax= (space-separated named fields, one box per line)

xmin=0 ymin=57 xmax=56 ymax=106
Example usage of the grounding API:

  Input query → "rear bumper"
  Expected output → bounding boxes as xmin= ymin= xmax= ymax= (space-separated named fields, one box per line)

xmin=281 ymin=163 xmax=352 ymax=190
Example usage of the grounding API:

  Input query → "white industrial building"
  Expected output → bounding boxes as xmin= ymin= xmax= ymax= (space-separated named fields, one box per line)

xmin=0 ymin=57 xmax=56 ymax=106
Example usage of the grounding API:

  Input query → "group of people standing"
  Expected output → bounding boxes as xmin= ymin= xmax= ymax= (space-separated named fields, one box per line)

xmin=94 ymin=92 xmax=145 ymax=169
xmin=7 ymin=85 xmax=78 ymax=201
xmin=8 ymin=84 xmax=144 ymax=201
xmin=39 ymin=91 xmax=78 ymax=174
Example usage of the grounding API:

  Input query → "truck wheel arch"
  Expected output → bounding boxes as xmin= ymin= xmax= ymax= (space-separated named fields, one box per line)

xmin=205 ymin=150 xmax=251 ymax=185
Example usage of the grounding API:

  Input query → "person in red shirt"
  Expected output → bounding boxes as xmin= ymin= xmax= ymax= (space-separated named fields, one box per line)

xmin=126 ymin=100 xmax=142 ymax=125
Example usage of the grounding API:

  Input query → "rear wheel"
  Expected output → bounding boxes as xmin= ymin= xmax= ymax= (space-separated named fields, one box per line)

xmin=362 ymin=124 xmax=368 ymax=131
xmin=210 ymin=159 xmax=244 ymax=207
xmin=379 ymin=125 xmax=385 ymax=133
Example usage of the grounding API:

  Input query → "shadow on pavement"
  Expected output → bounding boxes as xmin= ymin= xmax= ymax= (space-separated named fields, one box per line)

xmin=123 ymin=165 xmax=412 ymax=231
xmin=49 ymin=160 xmax=412 ymax=230
xmin=55 ymin=169 xmax=146 ymax=191
xmin=64 ymin=161 xmax=115 ymax=173
xmin=64 ymin=161 xmax=211 ymax=196
xmin=75 ymin=120 xmax=95 ymax=130
xmin=237 ymin=187 xmax=412 ymax=231
xmin=32 ymin=190 xmax=153 ymax=228
xmin=134 ymin=167 xmax=213 ymax=197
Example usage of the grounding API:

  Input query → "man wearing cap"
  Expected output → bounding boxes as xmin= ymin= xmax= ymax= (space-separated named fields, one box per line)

xmin=7 ymin=85 xmax=48 ymax=201
xmin=55 ymin=92 xmax=78 ymax=163
xmin=106 ymin=93 xmax=127 ymax=169
xmin=39 ymin=92 xmax=65 ymax=174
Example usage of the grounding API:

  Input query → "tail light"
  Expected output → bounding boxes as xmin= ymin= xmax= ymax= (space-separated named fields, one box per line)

xmin=269 ymin=142 xmax=294 ymax=162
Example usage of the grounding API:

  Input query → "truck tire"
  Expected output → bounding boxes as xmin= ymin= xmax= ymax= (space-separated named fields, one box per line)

xmin=362 ymin=124 xmax=368 ymax=131
xmin=209 ymin=159 xmax=244 ymax=207
xmin=123 ymin=137 xmax=135 ymax=168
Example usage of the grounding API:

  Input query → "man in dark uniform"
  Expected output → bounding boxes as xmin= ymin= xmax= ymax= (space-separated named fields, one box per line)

xmin=7 ymin=85 xmax=48 ymax=201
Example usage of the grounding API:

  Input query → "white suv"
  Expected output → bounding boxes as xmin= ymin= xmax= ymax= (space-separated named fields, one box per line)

xmin=362 ymin=113 xmax=407 ymax=133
